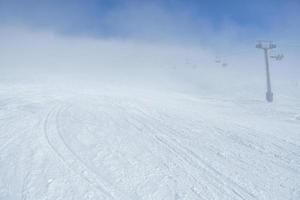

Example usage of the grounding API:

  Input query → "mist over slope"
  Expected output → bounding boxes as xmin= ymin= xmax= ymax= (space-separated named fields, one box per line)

xmin=1 ymin=28 xmax=299 ymax=100
xmin=1 ymin=0 xmax=300 ymax=199
xmin=0 ymin=27 xmax=300 ymax=200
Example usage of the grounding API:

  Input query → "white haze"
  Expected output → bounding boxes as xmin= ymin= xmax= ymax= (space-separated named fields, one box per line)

xmin=0 ymin=26 xmax=299 ymax=102
xmin=1 ymin=2 xmax=300 ymax=200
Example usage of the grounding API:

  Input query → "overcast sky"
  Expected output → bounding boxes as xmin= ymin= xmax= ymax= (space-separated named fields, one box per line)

xmin=0 ymin=0 xmax=299 ymax=45
xmin=0 ymin=0 xmax=299 ymax=94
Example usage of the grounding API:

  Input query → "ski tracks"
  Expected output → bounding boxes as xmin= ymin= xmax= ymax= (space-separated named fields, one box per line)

xmin=43 ymin=103 xmax=130 ymax=200
xmin=113 ymin=102 xmax=258 ymax=200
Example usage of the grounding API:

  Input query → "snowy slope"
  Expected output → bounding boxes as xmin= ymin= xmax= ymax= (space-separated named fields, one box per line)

xmin=0 ymin=83 xmax=299 ymax=200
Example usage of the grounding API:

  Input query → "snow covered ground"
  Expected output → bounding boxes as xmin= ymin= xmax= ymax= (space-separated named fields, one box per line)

xmin=0 ymin=79 xmax=300 ymax=200
xmin=0 ymin=27 xmax=300 ymax=200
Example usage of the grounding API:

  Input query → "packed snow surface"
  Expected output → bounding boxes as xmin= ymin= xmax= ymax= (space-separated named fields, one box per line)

xmin=0 ymin=83 xmax=300 ymax=200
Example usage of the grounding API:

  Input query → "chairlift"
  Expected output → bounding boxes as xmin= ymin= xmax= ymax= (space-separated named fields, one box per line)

xmin=222 ymin=63 xmax=228 ymax=67
xmin=270 ymin=54 xmax=284 ymax=61
xmin=215 ymin=57 xmax=221 ymax=63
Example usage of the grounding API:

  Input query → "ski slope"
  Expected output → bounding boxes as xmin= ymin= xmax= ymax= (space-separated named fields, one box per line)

xmin=0 ymin=83 xmax=299 ymax=200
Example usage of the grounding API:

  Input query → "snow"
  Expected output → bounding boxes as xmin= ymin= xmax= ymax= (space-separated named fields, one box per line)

xmin=0 ymin=28 xmax=300 ymax=200
xmin=0 ymin=80 xmax=299 ymax=200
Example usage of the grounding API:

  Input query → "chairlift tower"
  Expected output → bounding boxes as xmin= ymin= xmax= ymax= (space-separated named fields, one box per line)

xmin=256 ymin=41 xmax=276 ymax=102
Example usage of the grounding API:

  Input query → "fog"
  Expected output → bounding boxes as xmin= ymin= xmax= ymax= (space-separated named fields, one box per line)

xmin=1 ymin=2 xmax=300 ymax=200
xmin=0 ymin=0 xmax=299 ymax=98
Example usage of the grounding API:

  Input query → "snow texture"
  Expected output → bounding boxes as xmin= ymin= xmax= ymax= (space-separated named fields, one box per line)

xmin=0 ymin=82 xmax=299 ymax=200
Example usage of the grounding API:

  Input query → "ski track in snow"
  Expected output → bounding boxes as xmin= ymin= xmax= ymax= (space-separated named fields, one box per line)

xmin=118 ymin=105 xmax=257 ymax=200
xmin=0 ymin=88 xmax=300 ymax=199
xmin=43 ymin=104 xmax=120 ymax=200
